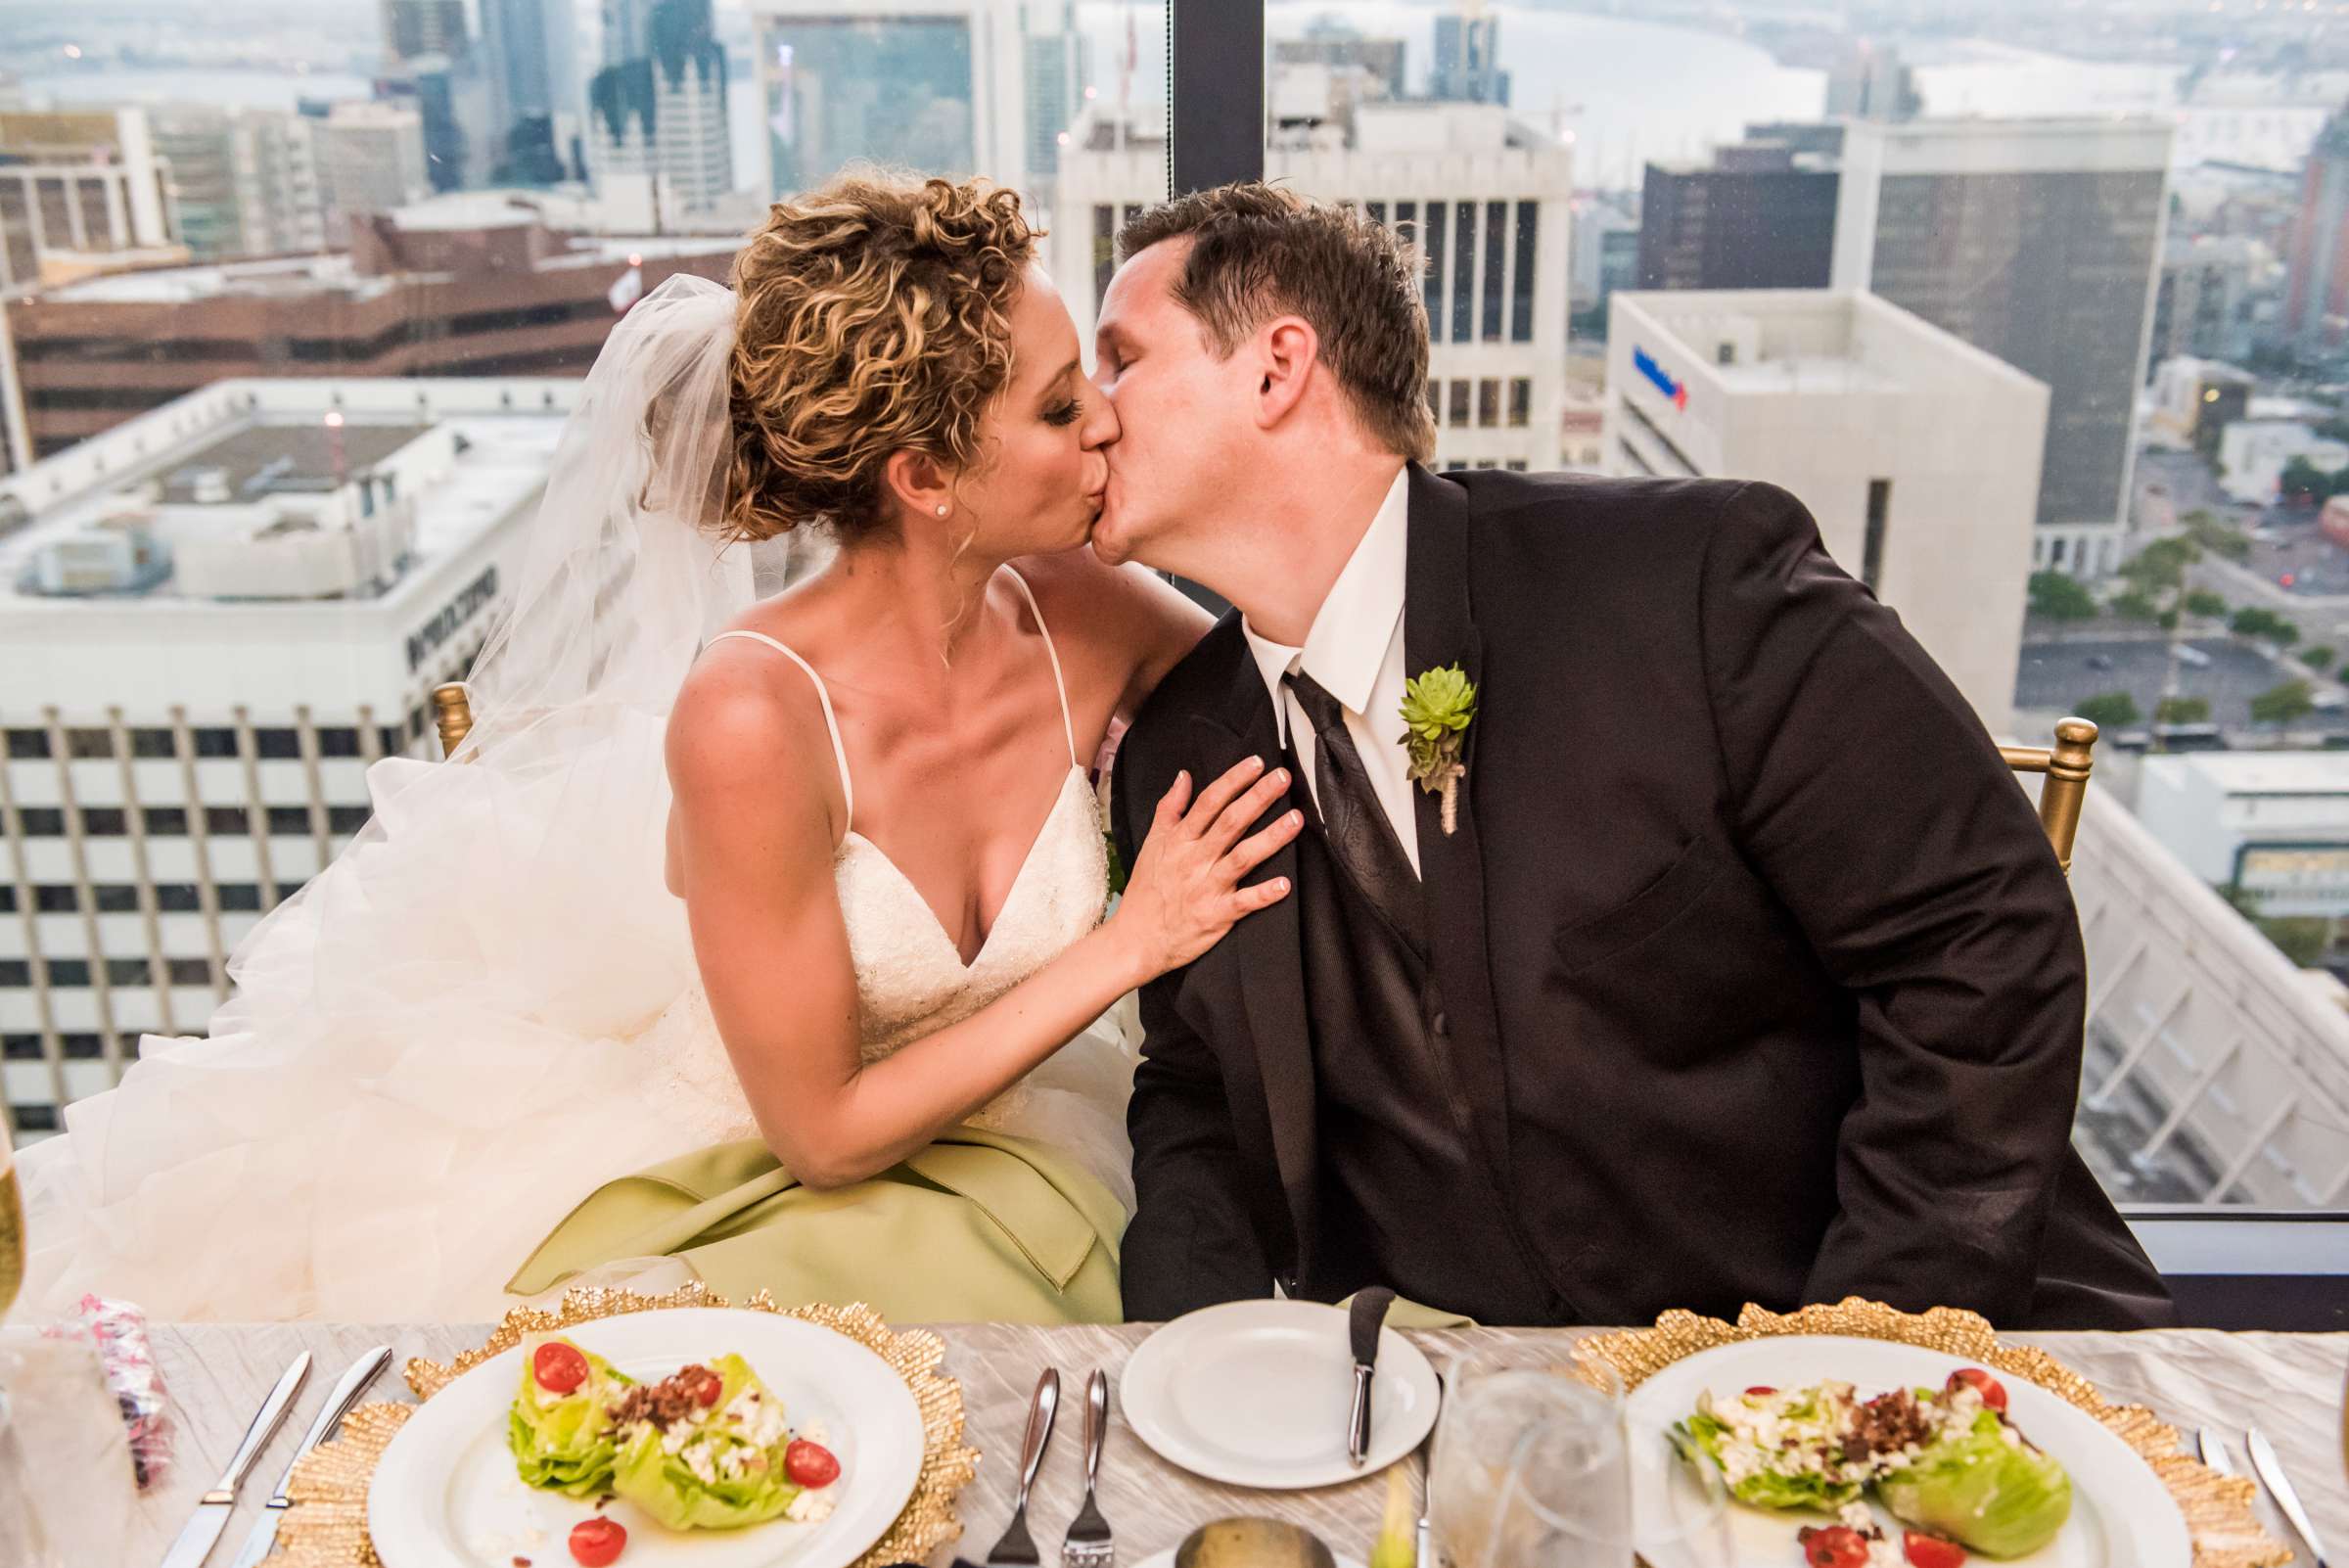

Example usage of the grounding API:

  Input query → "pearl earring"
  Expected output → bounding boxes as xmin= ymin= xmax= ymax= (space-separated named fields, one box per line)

xmin=935 ymin=504 xmax=947 ymax=517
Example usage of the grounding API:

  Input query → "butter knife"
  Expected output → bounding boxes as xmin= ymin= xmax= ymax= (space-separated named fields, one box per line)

xmin=227 ymin=1346 xmax=392 ymax=1568
xmin=157 ymin=1351 xmax=312 ymax=1568
xmin=2248 ymin=1428 xmax=2330 ymax=1568
xmin=1347 ymin=1288 xmax=1396 ymax=1469
xmin=2195 ymin=1427 xmax=2234 ymax=1475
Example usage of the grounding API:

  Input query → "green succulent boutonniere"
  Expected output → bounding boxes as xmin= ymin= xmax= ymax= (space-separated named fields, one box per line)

xmin=1399 ymin=664 xmax=1477 ymax=835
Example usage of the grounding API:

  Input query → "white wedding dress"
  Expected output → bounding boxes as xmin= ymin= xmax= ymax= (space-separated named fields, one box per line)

xmin=15 ymin=281 xmax=1138 ymax=1323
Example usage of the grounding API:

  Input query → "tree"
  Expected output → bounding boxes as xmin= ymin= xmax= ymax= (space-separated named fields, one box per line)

xmin=2187 ymin=515 xmax=2253 ymax=563
xmin=2155 ymin=696 xmax=2211 ymax=724
xmin=2185 ymin=590 xmax=2230 ymax=619
xmin=2027 ymin=570 xmax=2100 ymax=621
xmin=2251 ymin=678 xmax=2317 ymax=725
xmin=2231 ymin=607 xmax=2303 ymax=645
xmin=2075 ymin=691 xmax=2142 ymax=729
xmin=2110 ymin=589 xmax=2162 ymax=623
xmin=2302 ymin=644 xmax=2338 ymax=672
xmin=2281 ymin=455 xmax=2329 ymax=505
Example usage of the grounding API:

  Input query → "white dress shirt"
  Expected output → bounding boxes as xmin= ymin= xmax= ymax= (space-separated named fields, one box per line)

xmin=1240 ymin=467 xmax=1420 ymax=876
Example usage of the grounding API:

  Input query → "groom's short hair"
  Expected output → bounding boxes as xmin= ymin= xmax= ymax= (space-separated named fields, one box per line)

xmin=1118 ymin=184 xmax=1436 ymax=463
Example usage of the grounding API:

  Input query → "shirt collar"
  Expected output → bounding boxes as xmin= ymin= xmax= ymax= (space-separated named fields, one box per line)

xmin=1240 ymin=466 xmax=1410 ymax=737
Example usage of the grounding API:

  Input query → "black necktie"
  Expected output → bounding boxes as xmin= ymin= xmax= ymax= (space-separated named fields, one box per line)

xmin=1284 ymin=669 xmax=1425 ymax=950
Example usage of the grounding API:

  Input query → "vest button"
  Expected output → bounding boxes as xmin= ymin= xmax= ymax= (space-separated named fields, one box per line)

xmin=1431 ymin=1010 xmax=1450 ymax=1037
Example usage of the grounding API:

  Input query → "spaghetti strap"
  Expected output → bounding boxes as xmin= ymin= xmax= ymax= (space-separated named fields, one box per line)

xmin=1000 ymin=568 xmax=1079 ymax=768
xmin=704 ymin=629 xmax=855 ymax=831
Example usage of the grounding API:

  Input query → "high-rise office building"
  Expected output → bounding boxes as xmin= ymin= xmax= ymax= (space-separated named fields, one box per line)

xmin=479 ymin=0 xmax=582 ymax=184
xmin=1823 ymin=41 xmax=1918 ymax=123
xmin=753 ymin=0 xmax=1027 ymax=199
xmin=0 ymin=379 xmax=564 ymax=1135
xmin=381 ymin=0 xmax=470 ymax=67
xmin=1636 ymin=139 xmax=1837 ymax=293
xmin=2153 ymin=235 xmax=2273 ymax=373
xmin=1432 ymin=12 xmax=1506 ymax=108
xmin=1832 ymin=118 xmax=2172 ymax=577
xmin=2283 ymin=111 xmax=2349 ymax=352
xmin=1021 ymin=1 xmax=1085 ymax=187
xmin=1604 ymin=289 xmax=2050 ymax=735
xmin=150 ymin=107 xmax=331 ymax=262
xmin=0 ymin=110 xmax=181 ymax=292
xmin=587 ymin=0 xmax=736 ymax=216
xmin=1056 ymin=100 xmax=1573 ymax=472
xmin=311 ymin=102 xmax=434 ymax=244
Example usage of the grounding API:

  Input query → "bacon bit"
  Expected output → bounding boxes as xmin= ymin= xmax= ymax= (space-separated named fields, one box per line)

xmin=609 ymin=1363 xmax=722 ymax=1431
xmin=1846 ymin=1388 xmax=1935 ymax=1463
xmin=513 ymin=1558 xmax=533 ymax=1567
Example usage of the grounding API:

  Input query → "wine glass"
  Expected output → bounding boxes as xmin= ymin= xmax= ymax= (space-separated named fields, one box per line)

xmin=1431 ymin=1343 xmax=1631 ymax=1568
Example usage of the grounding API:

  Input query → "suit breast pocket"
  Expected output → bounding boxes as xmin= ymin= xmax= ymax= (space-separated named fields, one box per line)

xmin=1551 ymin=835 xmax=1727 ymax=975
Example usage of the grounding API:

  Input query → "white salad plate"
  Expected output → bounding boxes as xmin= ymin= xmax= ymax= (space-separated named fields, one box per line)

xmin=370 ymin=1307 xmax=925 ymax=1568
xmin=1624 ymin=1335 xmax=2190 ymax=1568
xmin=1119 ymin=1300 xmax=1443 ymax=1490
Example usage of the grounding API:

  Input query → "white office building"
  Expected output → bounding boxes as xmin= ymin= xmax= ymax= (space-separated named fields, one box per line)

xmin=1054 ymin=101 xmax=1574 ymax=473
xmin=1604 ymin=289 xmax=2050 ymax=737
xmin=2138 ymin=753 xmax=2349 ymax=918
xmin=2218 ymin=420 xmax=2349 ymax=506
xmin=1831 ymin=118 xmax=2173 ymax=579
xmin=313 ymin=102 xmax=434 ymax=244
xmin=0 ymin=378 xmax=573 ymax=1138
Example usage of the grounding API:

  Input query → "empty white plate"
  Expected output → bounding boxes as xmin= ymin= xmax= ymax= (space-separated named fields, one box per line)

xmin=1119 ymin=1300 xmax=1442 ymax=1490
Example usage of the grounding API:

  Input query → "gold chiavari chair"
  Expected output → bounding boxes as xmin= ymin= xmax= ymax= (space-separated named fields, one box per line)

xmin=432 ymin=683 xmax=475 ymax=759
xmin=2000 ymin=716 xmax=2098 ymax=877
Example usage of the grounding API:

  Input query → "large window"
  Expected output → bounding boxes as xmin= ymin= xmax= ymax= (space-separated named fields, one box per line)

xmin=7 ymin=0 xmax=2348 ymax=1305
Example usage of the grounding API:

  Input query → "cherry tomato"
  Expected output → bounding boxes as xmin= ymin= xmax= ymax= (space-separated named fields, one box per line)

xmin=785 ymin=1439 xmax=842 ymax=1489
xmin=1904 ymin=1531 xmax=1968 ymax=1568
xmin=1744 ymin=1385 xmax=1779 ymax=1397
xmin=569 ymin=1516 xmax=626 ymax=1567
xmin=532 ymin=1341 xmax=588 ymax=1397
xmin=1946 ymin=1367 xmax=2008 ymax=1414
xmin=688 ymin=1365 xmax=722 ymax=1407
xmin=1796 ymin=1525 xmax=1870 ymax=1568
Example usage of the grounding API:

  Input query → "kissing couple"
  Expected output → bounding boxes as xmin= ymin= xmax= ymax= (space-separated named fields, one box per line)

xmin=20 ymin=177 xmax=2172 ymax=1332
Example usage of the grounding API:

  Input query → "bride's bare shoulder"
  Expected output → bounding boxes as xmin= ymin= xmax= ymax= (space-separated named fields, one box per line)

xmin=666 ymin=616 xmax=845 ymax=825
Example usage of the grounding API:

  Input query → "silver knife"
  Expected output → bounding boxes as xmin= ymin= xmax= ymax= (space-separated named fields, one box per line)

xmin=226 ymin=1346 xmax=392 ymax=1568
xmin=2248 ymin=1427 xmax=2331 ymax=1568
xmin=1347 ymin=1288 xmax=1396 ymax=1469
xmin=156 ymin=1351 xmax=312 ymax=1568
xmin=2196 ymin=1426 xmax=2234 ymax=1475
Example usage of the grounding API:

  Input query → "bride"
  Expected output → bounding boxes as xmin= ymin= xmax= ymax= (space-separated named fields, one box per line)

xmin=18 ymin=175 xmax=1301 ymax=1323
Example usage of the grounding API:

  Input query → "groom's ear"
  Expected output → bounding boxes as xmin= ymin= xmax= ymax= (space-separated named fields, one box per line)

xmin=1252 ymin=315 xmax=1318 ymax=432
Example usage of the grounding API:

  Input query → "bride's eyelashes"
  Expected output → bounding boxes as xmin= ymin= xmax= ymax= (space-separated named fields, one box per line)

xmin=1042 ymin=396 xmax=1085 ymax=428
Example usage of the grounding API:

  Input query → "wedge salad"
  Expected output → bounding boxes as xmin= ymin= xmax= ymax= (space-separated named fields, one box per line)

xmin=506 ymin=1333 xmax=846 ymax=1561
xmin=1678 ymin=1367 xmax=2071 ymax=1567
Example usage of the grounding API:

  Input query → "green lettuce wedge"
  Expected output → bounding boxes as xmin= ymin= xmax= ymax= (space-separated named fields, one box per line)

xmin=508 ymin=1334 xmax=633 ymax=1498
xmin=611 ymin=1353 xmax=804 ymax=1531
xmin=1679 ymin=1403 xmax=1866 ymax=1512
xmin=1877 ymin=1407 xmax=2073 ymax=1558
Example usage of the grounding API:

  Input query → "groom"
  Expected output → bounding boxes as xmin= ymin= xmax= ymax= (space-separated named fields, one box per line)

xmin=1090 ymin=184 xmax=2173 ymax=1330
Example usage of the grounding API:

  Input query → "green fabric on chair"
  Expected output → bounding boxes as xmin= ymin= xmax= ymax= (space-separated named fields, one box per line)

xmin=508 ymin=1126 xmax=1127 ymax=1325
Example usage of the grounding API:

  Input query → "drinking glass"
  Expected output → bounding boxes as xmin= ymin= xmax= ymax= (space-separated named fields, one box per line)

xmin=1430 ymin=1343 xmax=1631 ymax=1568
xmin=0 ymin=1116 xmax=23 ymax=1320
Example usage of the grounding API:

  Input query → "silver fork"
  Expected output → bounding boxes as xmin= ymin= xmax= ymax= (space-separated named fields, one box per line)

xmin=987 ymin=1368 xmax=1062 ymax=1567
xmin=1063 ymin=1369 xmax=1115 ymax=1568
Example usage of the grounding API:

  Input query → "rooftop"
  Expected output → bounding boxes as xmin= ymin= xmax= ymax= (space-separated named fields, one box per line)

xmin=2148 ymin=751 xmax=2349 ymax=797
xmin=0 ymin=379 xmax=570 ymax=615
xmin=1617 ymin=289 xmax=2046 ymax=400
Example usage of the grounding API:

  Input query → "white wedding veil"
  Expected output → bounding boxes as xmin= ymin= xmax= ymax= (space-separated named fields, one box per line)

xmin=20 ymin=275 xmax=818 ymax=1317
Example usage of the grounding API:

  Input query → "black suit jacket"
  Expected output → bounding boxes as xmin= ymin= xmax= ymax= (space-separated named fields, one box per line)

xmin=1111 ymin=466 xmax=2173 ymax=1330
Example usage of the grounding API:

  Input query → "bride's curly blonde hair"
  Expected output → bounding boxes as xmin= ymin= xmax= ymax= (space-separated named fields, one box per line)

xmin=721 ymin=173 xmax=1039 ymax=543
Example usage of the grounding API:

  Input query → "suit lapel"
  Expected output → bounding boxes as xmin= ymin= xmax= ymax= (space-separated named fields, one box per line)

xmin=1195 ymin=653 xmax=1319 ymax=1271
xmin=1404 ymin=465 xmax=1513 ymax=1180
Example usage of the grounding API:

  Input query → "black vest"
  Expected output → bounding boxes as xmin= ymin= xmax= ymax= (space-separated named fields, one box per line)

xmin=1287 ymin=799 xmax=1553 ymax=1323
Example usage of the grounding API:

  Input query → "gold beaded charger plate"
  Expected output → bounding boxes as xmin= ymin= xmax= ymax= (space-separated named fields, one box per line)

xmin=1581 ymin=1299 xmax=2287 ymax=1568
xmin=272 ymin=1287 xmax=979 ymax=1568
